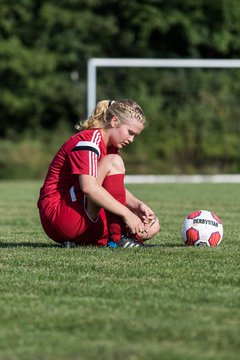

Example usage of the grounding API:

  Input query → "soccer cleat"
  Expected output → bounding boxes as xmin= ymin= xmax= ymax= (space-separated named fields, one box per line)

xmin=61 ymin=241 xmax=77 ymax=248
xmin=108 ymin=235 xmax=144 ymax=248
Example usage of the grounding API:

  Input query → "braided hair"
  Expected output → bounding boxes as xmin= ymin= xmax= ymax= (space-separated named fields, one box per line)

xmin=75 ymin=99 xmax=146 ymax=131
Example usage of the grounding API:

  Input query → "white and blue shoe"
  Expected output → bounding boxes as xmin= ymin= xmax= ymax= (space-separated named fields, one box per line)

xmin=108 ymin=235 xmax=144 ymax=248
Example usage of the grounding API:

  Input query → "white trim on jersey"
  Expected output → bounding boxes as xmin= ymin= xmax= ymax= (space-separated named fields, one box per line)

xmin=73 ymin=130 xmax=102 ymax=177
xmin=74 ymin=141 xmax=101 ymax=157
xmin=89 ymin=130 xmax=101 ymax=177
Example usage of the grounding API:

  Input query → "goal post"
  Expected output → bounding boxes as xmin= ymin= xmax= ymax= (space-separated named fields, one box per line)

xmin=87 ymin=58 xmax=240 ymax=116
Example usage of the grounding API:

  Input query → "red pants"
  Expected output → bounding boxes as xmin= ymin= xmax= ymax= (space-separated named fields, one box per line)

xmin=38 ymin=187 xmax=108 ymax=246
xmin=38 ymin=174 xmax=126 ymax=246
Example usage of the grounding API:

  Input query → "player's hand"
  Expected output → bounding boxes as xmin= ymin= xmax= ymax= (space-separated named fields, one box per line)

xmin=142 ymin=213 xmax=157 ymax=225
xmin=138 ymin=215 xmax=160 ymax=240
xmin=134 ymin=202 xmax=156 ymax=222
xmin=123 ymin=211 xmax=145 ymax=235
xmin=133 ymin=203 xmax=160 ymax=240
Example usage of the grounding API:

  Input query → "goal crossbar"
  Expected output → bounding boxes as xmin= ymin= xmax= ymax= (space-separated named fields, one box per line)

xmin=87 ymin=58 xmax=240 ymax=115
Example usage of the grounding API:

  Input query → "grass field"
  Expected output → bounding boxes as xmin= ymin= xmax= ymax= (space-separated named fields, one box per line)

xmin=0 ymin=181 xmax=239 ymax=360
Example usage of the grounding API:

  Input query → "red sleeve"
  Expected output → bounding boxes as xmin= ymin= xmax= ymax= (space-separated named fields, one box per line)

xmin=69 ymin=150 xmax=97 ymax=176
xmin=69 ymin=130 xmax=102 ymax=177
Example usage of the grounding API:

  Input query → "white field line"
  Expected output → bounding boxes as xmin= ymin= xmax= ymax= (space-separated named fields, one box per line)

xmin=125 ymin=174 xmax=240 ymax=184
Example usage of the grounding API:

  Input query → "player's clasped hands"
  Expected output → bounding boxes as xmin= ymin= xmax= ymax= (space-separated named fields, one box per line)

xmin=123 ymin=211 xmax=145 ymax=235
xmin=133 ymin=202 xmax=156 ymax=225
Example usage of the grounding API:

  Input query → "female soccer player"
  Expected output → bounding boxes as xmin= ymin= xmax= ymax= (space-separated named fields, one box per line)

xmin=38 ymin=99 xmax=160 ymax=248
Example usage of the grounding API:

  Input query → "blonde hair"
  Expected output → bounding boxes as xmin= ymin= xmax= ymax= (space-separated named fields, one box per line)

xmin=75 ymin=99 xmax=146 ymax=131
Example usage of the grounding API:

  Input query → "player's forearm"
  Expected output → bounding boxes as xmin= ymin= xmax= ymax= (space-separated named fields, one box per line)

xmin=86 ymin=184 xmax=130 ymax=219
xmin=125 ymin=189 xmax=142 ymax=211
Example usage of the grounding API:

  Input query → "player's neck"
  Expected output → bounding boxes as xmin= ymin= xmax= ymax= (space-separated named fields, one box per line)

xmin=100 ymin=129 xmax=110 ymax=147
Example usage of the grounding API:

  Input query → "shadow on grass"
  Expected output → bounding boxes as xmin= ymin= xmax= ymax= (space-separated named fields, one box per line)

xmin=146 ymin=243 xmax=183 ymax=247
xmin=0 ymin=241 xmax=184 ymax=249
xmin=0 ymin=241 xmax=60 ymax=248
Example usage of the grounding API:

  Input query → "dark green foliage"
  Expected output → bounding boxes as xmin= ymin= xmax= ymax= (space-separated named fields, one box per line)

xmin=1 ymin=0 xmax=240 ymax=175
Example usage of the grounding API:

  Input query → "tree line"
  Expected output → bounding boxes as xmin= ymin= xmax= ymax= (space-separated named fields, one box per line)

xmin=1 ymin=0 xmax=240 ymax=177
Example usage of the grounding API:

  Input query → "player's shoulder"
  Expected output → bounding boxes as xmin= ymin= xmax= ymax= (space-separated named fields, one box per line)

xmin=63 ymin=129 xmax=104 ymax=155
xmin=65 ymin=129 xmax=102 ymax=146
xmin=77 ymin=129 xmax=102 ymax=143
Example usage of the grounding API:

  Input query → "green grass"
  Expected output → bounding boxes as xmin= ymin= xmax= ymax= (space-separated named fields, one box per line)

xmin=0 ymin=181 xmax=239 ymax=360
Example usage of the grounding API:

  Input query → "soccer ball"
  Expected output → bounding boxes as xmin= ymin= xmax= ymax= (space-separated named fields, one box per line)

xmin=181 ymin=210 xmax=223 ymax=247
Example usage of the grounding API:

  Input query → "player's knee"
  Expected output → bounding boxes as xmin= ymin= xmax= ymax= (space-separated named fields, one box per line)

xmin=106 ymin=154 xmax=125 ymax=175
xmin=143 ymin=217 xmax=160 ymax=240
xmin=152 ymin=218 xmax=160 ymax=236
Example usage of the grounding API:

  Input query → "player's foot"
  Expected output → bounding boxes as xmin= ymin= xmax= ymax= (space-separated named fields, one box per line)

xmin=61 ymin=241 xmax=77 ymax=248
xmin=107 ymin=235 xmax=144 ymax=248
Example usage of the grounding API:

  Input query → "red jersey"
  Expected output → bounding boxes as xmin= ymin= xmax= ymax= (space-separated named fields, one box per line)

xmin=38 ymin=129 xmax=118 ymax=211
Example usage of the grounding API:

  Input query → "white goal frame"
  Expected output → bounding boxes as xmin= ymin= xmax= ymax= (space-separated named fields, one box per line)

xmin=87 ymin=58 xmax=240 ymax=182
xmin=87 ymin=58 xmax=240 ymax=116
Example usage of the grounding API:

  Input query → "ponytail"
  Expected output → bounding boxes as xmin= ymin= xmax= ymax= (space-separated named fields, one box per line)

xmin=75 ymin=100 xmax=109 ymax=131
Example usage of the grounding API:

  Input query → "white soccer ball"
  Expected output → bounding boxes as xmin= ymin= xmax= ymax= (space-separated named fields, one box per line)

xmin=181 ymin=210 xmax=223 ymax=247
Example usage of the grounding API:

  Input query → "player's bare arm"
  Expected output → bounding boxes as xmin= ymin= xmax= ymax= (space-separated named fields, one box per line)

xmin=126 ymin=189 xmax=155 ymax=220
xmin=79 ymin=174 xmax=145 ymax=234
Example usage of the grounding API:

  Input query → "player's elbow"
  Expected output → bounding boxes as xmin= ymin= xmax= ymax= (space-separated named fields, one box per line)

xmin=79 ymin=175 xmax=98 ymax=196
xmin=80 ymin=182 xmax=94 ymax=196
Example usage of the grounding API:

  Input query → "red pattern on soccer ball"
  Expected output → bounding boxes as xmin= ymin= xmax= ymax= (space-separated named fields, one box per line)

xmin=211 ymin=212 xmax=222 ymax=224
xmin=186 ymin=228 xmax=199 ymax=246
xmin=187 ymin=210 xmax=202 ymax=219
xmin=208 ymin=232 xmax=221 ymax=246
